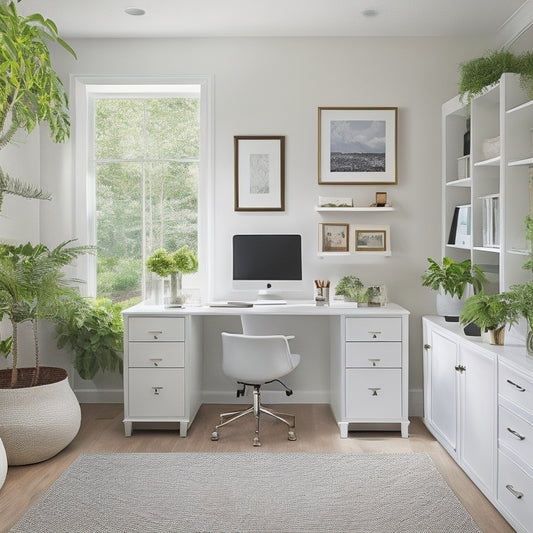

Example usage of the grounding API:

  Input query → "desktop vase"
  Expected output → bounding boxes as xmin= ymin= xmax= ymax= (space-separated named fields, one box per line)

xmin=167 ymin=272 xmax=187 ymax=307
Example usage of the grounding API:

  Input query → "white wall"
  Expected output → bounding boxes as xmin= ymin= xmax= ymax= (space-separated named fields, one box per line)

xmin=10 ymin=36 xmax=492 ymax=411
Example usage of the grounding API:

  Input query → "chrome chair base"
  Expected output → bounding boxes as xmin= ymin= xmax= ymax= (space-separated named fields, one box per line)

xmin=211 ymin=384 xmax=296 ymax=446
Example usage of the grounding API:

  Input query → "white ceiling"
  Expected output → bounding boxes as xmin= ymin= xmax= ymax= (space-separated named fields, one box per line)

xmin=15 ymin=0 xmax=531 ymax=41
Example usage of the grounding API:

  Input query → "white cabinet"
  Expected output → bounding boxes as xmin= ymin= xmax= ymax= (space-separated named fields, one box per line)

xmin=423 ymin=317 xmax=497 ymax=498
xmin=442 ymin=73 xmax=532 ymax=295
xmin=334 ymin=313 xmax=409 ymax=438
xmin=122 ymin=312 xmax=202 ymax=437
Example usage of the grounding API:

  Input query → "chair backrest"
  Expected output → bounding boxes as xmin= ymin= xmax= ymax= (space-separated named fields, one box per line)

xmin=221 ymin=332 xmax=298 ymax=384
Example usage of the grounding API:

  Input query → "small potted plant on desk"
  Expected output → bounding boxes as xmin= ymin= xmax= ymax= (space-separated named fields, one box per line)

xmin=459 ymin=292 xmax=520 ymax=345
xmin=334 ymin=275 xmax=368 ymax=305
xmin=421 ymin=257 xmax=487 ymax=322
xmin=146 ymin=246 xmax=198 ymax=307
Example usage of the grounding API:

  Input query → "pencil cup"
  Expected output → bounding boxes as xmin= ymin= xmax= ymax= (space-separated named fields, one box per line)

xmin=314 ymin=287 xmax=329 ymax=306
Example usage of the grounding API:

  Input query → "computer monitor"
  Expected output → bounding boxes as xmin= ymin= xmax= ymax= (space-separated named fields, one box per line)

xmin=232 ymin=234 xmax=303 ymax=301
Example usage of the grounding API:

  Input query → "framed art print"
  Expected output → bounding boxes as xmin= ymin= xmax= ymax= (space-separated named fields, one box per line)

xmin=318 ymin=107 xmax=397 ymax=185
xmin=355 ymin=229 xmax=387 ymax=252
xmin=234 ymin=136 xmax=285 ymax=211
xmin=320 ymin=223 xmax=349 ymax=252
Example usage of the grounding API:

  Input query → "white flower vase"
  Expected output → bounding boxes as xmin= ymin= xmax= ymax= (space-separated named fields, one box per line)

xmin=436 ymin=291 xmax=467 ymax=322
xmin=0 ymin=438 xmax=7 ymax=490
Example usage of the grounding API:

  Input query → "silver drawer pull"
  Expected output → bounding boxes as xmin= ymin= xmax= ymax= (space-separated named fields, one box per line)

xmin=368 ymin=358 xmax=381 ymax=367
xmin=148 ymin=330 xmax=163 ymax=340
xmin=506 ymin=484 xmax=524 ymax=499
xmin=368 ymin=387 xmax=381 ymax=396
xmin=507 ymin=427 xmax=526 ymax=441
xmin=152 ymin=386 xmax=163 ymax=395
xmin=149 ymin=358 xmax=163 ymax=367
xmin=368 ymin=331 xmax=382 ymax=339
xmin=506 ymin=379 xmax=526 ymax=392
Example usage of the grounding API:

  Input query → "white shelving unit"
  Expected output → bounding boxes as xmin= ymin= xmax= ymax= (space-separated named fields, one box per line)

xmin=442 ymin=73 xmax=532 ymax=294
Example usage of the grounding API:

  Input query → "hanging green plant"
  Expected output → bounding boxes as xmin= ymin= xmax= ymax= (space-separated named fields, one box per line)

xmin=459 ymin=49 xmax=533 ymax=104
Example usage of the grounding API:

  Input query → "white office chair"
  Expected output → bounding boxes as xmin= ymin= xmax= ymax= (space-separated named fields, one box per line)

xmin=211 ymin=332 xmax=301 ymax=447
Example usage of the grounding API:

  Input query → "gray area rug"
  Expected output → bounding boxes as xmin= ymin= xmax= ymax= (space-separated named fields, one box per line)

xmin=11 ymin=452 xmax=482 ymax=533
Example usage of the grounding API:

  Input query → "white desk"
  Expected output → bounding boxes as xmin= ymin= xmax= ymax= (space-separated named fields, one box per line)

xmin=122 ymin=302 xmax=410 ymax=438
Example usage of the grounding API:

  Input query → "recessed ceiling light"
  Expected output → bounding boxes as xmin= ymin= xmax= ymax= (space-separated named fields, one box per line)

xmin=362 ymin=9 xmax=379 ymax=18
xmin=124 ymin=7 xmax=146 ymax=16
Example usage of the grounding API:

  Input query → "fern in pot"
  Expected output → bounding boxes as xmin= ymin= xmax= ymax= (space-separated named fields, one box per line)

xmin=421 ymin=257 xmax=487 ymax=322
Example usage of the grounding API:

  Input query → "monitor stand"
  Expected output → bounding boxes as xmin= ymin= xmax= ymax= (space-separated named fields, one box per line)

xmin=254 ymin=289 xmax=287 ymax=305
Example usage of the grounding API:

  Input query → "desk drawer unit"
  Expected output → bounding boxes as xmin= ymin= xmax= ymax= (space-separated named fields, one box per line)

xmin=345 ymin=317 xmax=401 ymax=342
xmin=129 ymin=342 xmax=185 ymax=368
xmin=499 ymin=364 xmax=533 ymax=414
xmin=345 ymin=342 xmax=401 ymax=368
xmin=128 ymin=317 xmax=185 ymax=342
xmin=499 ymin=405 xmax=533 ymax=470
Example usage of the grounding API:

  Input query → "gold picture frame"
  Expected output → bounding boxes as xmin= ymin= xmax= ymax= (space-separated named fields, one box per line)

xmin=355 ymin=229 xmax=387 ymax=252
xmin=321 ymin=223 xmax=349 ymax=252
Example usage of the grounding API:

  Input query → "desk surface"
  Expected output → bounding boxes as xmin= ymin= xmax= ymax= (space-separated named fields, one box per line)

xmin=123 ymin=302 xmax=409 ymax=317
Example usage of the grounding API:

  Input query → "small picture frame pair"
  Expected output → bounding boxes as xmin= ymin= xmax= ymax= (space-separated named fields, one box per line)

xmin=320 ymin=223 xmax=387 ymax=252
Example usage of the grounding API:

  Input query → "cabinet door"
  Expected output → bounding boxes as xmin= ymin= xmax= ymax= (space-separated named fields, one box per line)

xmin=460 ymin=343 xmax=496 ymax=495
xmin=428 ymin=327 xmax=458 ymax=453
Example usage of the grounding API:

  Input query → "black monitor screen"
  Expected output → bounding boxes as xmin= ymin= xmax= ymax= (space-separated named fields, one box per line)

xmin=233 ymin=234 xmax=302 ymax=281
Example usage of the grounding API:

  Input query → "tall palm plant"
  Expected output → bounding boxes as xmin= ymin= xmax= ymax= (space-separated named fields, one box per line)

xmin=0 ymin=241 xmax=91 ymax=387
xmin=0 ymin=1 xmax=76 ymax=211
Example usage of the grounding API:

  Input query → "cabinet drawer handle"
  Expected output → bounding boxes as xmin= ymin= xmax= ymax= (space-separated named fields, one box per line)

xmin=149 ymin=358 xmax=163 ymax=367
xmin=454 ymin=365 xmax=466 ymax=373
xmin=368 ymin=387 xmax=381 ymax=396
xmin=368 ymin=331 xmax=382 ymax=339
xmin=506 ymin=379 xmax=526 ymax=392
xmin=368 ymin=358 xmax=381 ymax=367
xmin=424 ymin=344 xmax=431 ymax=350
xmin=152 ymin=386 xmax=163 ymax=395
xmin=506 ymin=484 xmax=524 ymax=499
xmin=148 ymin=330 xmax=163 ymax=340
xmin=507 ymin=427 xmax=526 ymax=441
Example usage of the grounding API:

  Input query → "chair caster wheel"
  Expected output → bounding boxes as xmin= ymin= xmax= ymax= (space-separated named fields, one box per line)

xmin=211 ymin=431 xmax=219 ymax=441
xmin=253 ymin=437 xmax=261 ymax=447
xmin=288 ymin=430 xmax=296 ymax=441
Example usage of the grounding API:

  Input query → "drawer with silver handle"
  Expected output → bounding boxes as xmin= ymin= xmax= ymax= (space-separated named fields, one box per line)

xmin=128 ymin=368 xmax=185 ymax=417
xmin=345 ymin=342 xmax=401 ymax=368
xmin=498 ymin=451 xmax=533 ymax=532
xmin=499 ymin=405 xmax=533 ymax=470
xmin=128 ymin=317 xmax=185 ymax=342
xmin=128 ymin=342 xmax=185 ymax=368
xmin=498 ymin=361 xmax=533 ymax=414
xmin=345 ymin=317 xmax=401 ymax=342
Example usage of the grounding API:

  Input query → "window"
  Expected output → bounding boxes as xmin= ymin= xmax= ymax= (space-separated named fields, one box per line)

xmin=74 ymin=78 xmax=212 ymax=305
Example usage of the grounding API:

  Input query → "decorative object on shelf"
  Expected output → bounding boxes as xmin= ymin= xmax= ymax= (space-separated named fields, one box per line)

xmin=463 ymin=118 xmax=470 ymax=156
xmin=421 ymin=257 xmax=487 ymax=322
xmin=318 ymin=107 xmax=397 ymax=185
xmin=375 ymin=192 xmax=387 ymax=207
xmin=234 ymin=136 xmax=285 ymax=211
xmin=481 ymin=195 xmax=500 ymax=248
xmin=366 ymin=285 xmax=387 ymax=307
xmin=457 ymin=155 xmax=470 ymax=179
xmin=0 ymin=240 xmax=93 ymax=465
xmin=481 ymin=136 xmax=500 ymax=160
xmin=459 ymin=292 xmax=520 ymax=345
xmin=320 ymin=223 xmax=349 ymax=252
xmin=318 ymin=196 xmax=353 ymax=207
xmin=458 ymin=49 xmax=533 ymax=105
xmin=355 ymin=229 xmax=386 ymax=252
xmin=0 ymin=2 xmax=76 ymax=212
xmin=334 ymin=275 xmax=368 ymax=304
xmin=146 ymin=246 xmax=199 ymax=307
xmin=314 ymin=279 xmax=330 ymax=306
xmin=448 ymin=204 xmax=471 ymax=248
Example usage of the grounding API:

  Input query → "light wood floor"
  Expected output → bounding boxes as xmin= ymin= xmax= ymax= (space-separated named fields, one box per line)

xmin=0 ymin=403 xmax=514 ymax=533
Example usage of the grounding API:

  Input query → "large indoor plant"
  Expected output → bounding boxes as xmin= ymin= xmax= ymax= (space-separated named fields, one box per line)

xmin=421 ymin=257 xmax=487 ymax=321
xmin=0 ymin=1 xmax=76 ymax=211
xmin=146 ymin=246 xmax=198 ymax=307
xmin=459 ymin=292 xmax=520 ymax=345
xmin=0 ymin=240 xmax=90 ymax=465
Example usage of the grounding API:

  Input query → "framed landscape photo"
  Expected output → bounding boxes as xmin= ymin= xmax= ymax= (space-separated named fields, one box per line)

xmin=234 ymin=135 xmax=285 ymax=211
xmin=355 ymin=229 xmax=387 ymax=252
xmin=320 ymin=223 xmax=349 ymax=252
xmin=318 ymin=107 xmax=397 ymax=185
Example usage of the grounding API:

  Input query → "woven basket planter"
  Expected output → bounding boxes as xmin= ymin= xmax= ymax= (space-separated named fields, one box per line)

xmin=0 ymin=367 xmax=81 ymax=466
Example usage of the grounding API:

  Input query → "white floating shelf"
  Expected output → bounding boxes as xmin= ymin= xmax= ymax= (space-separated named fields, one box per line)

xmin=315 ymin=206 xmax=394 ymax=212
xmin=446 ymin=178 xmax=472 ymax=187
xmin=318 ymin=251 xmax=392 ymax=258
xmin=473 ymin=246 xmax=501 ymax=253
xmin=446 ymin=244 xmax=471 ymax=251
xmin=474 ymin=156 xmax=500 ymax=167
xmin=508 ymin=157 xmax=533 ymax=167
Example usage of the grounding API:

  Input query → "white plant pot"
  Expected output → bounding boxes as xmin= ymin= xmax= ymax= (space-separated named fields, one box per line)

xmin=436 ymin=291 xmax=467 ymax=322
xmin=0 ymin=368 xmax=81 ymax=466
xmin=0 ymin=438 xmax=7 ymax=490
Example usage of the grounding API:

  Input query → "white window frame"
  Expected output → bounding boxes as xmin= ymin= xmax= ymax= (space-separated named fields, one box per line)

xmin=72 ymin=75 xmax=214 ymax=303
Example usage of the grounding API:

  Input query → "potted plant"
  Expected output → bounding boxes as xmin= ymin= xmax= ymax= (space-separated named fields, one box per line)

xmin=146 ymin=246 xmax=198 ymax=307
xmin=509 ymin=281 xmax=533 ymax=358
xmin=334 ymin=275 xmax=368 ymax=304
xmin=421 ymin=257 xmax=487 ymax=322
xmin=0 ymin=240 xmax=91 ymax=465
xmin=459 ymin=49 xmax=533 ymax=105
xmin=0 ymin=1 xmax=76 ymax=211
xmin=459 ymin=292 xmax=520 ymax=345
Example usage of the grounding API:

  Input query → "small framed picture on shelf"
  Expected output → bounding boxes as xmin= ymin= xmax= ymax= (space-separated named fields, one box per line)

xmin=320 ymin=223 xmax=349 ymax=252
xmin=355 ymin=229 xmax=387 ymax=252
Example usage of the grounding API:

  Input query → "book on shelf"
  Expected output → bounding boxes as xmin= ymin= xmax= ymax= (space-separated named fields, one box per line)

xmin=454 ymin=204 xmax=471 ymax=247
xmin=447 ymin=207 xmax=459 ymax=245
xmin=482 ymin=195 xmax=500 ymax=248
